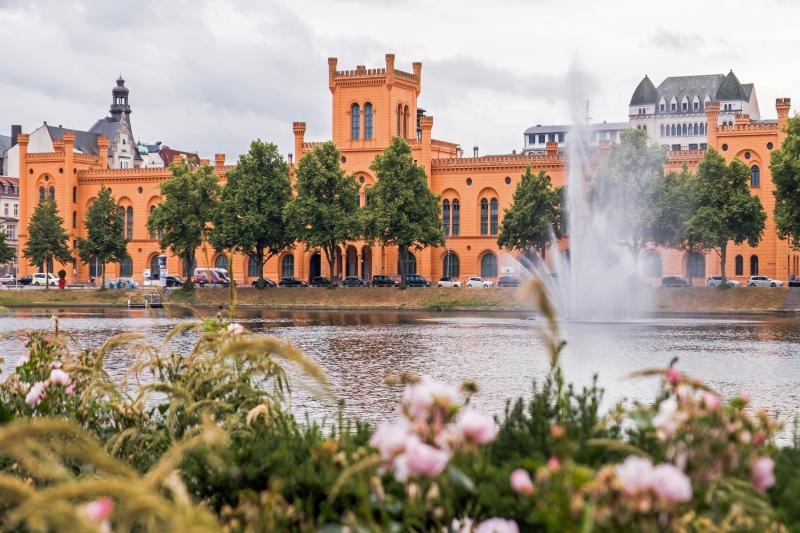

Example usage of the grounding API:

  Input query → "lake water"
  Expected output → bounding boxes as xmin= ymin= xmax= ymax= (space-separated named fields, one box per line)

xmin=1 ymin=307 xmax=799 ymax=436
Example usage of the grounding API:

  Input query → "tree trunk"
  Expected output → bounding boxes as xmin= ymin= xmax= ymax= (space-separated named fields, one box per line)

xmin=325 ymin=245 xmax=336 ymax=286
xmin=101 ymin=260 xmax=106 ymax=290
xmin=184 ymin=251 xmax=194 ymax=289
xmin=256 ymin=245 xmax=265 ymax=290
xmin=45 ymin=260 xmax=50 ymax=290
xmin=399 ymin=246 xmax=407 ymax=289
xmin=686 ymin=245 xmax=694 ymax=287
xmin=719 ymin=242 xmax=727 ymax=288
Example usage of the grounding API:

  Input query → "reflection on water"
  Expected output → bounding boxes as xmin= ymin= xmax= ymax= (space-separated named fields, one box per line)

xmin=1 ymin=307 xmax=799 ymax=436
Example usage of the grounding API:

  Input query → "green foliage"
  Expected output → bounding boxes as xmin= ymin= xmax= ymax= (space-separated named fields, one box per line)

xmin=147 ymin=162 xmax=220 ymax=288
xmin=284 ymin=142 xmax=360 ymax=284
xmin=497 ymin=166 xmax=562 ymax=261
xmin=364 ymin=137 xmax=444 ymax=287
xmin=592 ymin=129 xmax=667 ymax=262
xmin=211 ymin=140 xmax=293 ymax=288
xmin=687 ymin=149 xmax=766 ymax=281
xmin=76 ymin=186 xmax=129 ymax=289
xmin=772 ymin=116 xmax=800 ymax=249
xmin=0 ymin=226 xmax=15 ymax=266
xmin=22 ymin=199 xmax=72 ymax=287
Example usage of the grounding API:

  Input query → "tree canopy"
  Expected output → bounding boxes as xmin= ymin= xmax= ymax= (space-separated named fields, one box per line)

xmin=772 ymin=117 xmax=800 ymax=248
xmin=22 ymin=199 xmax=72 ymax=288
xmin=212 ymin=140 xmax=293 ymax=288
xmin=147 ymin=161 xmax=220 ymax=288
xmin=497 ymin=166 xmax=562 ymax=261
xmin=76 ymin=186 xmax=128 ymax=289
xmin=591 ymin=128 xmax=667 ymax=263
xmin=686 ymin=149 xmax=766 ymax=282
xmin=364 ymin=137 xmax=444 ymax=287
xmin=284 ymin=142 xmax=360 ymax=285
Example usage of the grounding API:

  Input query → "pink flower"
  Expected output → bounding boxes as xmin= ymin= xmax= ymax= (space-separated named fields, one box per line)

xmin=653 ymin=397 xmax=684 ymax=440
xmin=370 ymin=419 xmax=411 ymax=462
xmin=615 ymin=456 xmax=654 ymax=495
xmin=509 ymin=468 xmax=534 ymax=495
xmin=547 ymin=456 xmax=561 ymax=471
xmin=66 ymin=384 xmax=75 ymax=395
xmin=25 ymin=381 xmax=46 ymax=408
xmin=402 ymin=376 xmax=458 ymax=421
xmin=82 ymin=497 xmax=114 ymax=522
xmin=751 ymin=456 xmax=775 ymax=492
xmin=49 ymin=368 xmax=71 ymax=386
xmin=227 ymin=323 xmax=244 ymax=335
xmin=667 ymin=368 xmax=680 ymax=385
xmin=753 ymin=433 xmax=766 ymax=447
xmin=457 ymin=407 xmax=497 ymax=445
xmin=652 ymin=464 xmax=692 ymax=503
xmin=703 ymin=392 xmax=721 ymax=410
xmin=475 ymin=518 xmax=520 ymax=533
xmin=403 ymin=435 xmax=451 ymax=478
xmin=739 ymin=392 xmax=752 ymax=404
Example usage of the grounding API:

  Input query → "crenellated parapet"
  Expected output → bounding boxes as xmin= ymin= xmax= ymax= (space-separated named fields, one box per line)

xmin=431 ymin=154 xmax=569 ymax=172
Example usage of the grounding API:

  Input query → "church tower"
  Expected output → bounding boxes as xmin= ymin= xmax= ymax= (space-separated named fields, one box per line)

xmin=110 ymin=76 xmax=131 ymax=121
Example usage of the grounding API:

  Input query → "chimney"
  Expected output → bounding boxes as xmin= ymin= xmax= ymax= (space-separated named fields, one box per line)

xmin=288 ymin=153 xmax=293 ymax=165
xmin=473 ymin=145 xmax=479 ymax=158
xmin=385 ymin=53 xmax=395 ymax=88
xmin=10 ymin=125 xmax=21 ymax=147
xmin=328 ymin=57 xmax=338 ymax=93
xmin=546 ymin=141 xmax=559 ymax=156
xmin=214 ymin=153 xmax=225 ymax=170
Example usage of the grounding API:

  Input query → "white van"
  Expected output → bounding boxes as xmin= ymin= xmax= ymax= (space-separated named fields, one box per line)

xmin=32 ymin=273 xmax=58 ymax=286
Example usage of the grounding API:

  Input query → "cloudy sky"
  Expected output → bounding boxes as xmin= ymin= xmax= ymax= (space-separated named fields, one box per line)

xmin=1 ymin=0 xmax=798 ymax=161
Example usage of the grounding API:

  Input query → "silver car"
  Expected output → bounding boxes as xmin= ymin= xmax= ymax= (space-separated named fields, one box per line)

xmin=746 ymin=275 xmax=783 ymax=287
xmin=706 ymin=276 xmax=740 ymax=288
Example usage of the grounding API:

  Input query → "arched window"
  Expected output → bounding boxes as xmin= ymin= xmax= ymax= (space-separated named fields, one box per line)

xmin=117 ymin=206 xmax=125 ymax=237
xmin=281 ymin=254 xmax=295 ymax=278
xmin=396 ymin=103 xmax=402 ymax=136
xmin=642 ymin=251 xmax=662 ymax=278
xmin=351 ymin=103 xmax=360 ymax=140
xmin=442 ymin=200 xmax=451 ymax=236
xmin=682 ymin=124 xmax=688 ymax=136
xmin=687 ymin=251 xmax=705 ymax=278
xmin=72 ymin=211 xmax=77 ymax=228
xmin=480 ymin=252 xmax=498 ymax=278
xmin=397 ymin=251 xmax=417 ymax=275
xmin=694 ymin=123 xmax=699 ymax=135
xmin=660 ymin=124 xmax=665 ymax=136
xmin=182 ymin=256 xmax=197 ymax=278
xmin=700 ymin=123 xmax=705 ymax=135
xmin=48 ymin=186 xmax=55 ymax=202
xmin=442 ymin=252 xmax=460 ymax=278
xmin=642 ymin=125 xmax=647 ymax=132
xmin=149 ymin=206 xmax=157 ymax=239
xmin=119 ymin=256 xmax=133 ymax=277
xmin=750 ymin=255 xmax=759 ymax=275
xmin=735 ymin=255 xmax=744 ymax=276
xmin=72 ymin=186 xmax=77 ymax=203
xmin=125 ymin=206 xmax=133 ymax=239
xmin=489 ymin=198 xmax=499 ymax=235
xmin=214 ymin=255 xmax=228 ymax=271
xmin=149 ymin=255 xmax=160 ymax=279
xmin=750 ymin=165 xmax=760 ymax=187
xmin=364 ymin=103 xmax=373 ymax=140
xmin=247 ymin=255 xmax=260 ymax=277
xmin=451 ymin=199 xmax=460 ymax=236
xmin=89 ymin=257 xmax=103 ymax=278
xmin=480 ymin=198 xmax=489 ymax=235
xmin=403 ymin=105 xmax=409 ymax=139
xmin=671 ymin=124 xmax=676 ymax=136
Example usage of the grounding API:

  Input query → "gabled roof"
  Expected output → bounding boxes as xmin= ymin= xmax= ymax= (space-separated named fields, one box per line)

xmin=88 ymin=114 xmax=142 ymax=161
xmin=653 ymin=72 xmax=753 ymax=105
xmin=630 ymin=75 xmax=658 ymax=106
xmin=45 ymin=125 xmax=101 ymax=155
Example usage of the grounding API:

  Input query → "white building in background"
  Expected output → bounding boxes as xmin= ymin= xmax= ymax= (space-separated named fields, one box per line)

xmin=522 ymin=121 xmax=628 ymax=155
xmin=628 ymin=70 xmax=762 ymax=151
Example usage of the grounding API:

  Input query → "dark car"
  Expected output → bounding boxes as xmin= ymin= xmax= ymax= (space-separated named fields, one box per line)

xmin=18 ymin=275 xmax=32 ymax=286
xmin=310 ymin=276 xmax=334 ymax=287
xmin=404 ymin=274 xmax=431 ymax=287
xmin=342 ymin=276 xmax=367 ymax=287
xmin=661 ymin=276 xmax=689 ymax=288
xmin=279 ymin=277 xmax=308 ymax=287
xmin=497 ymin=275 xmax=521 ymax=288
xmin=371 ymin=275 xmax=398 ymax=287
xmin=165 ymin=276 xmax=183 ymax=287
xmin=790 ymin=278 xmax=800 ymax=288
xmin=251 ymin=278 xmax=277 ymax=288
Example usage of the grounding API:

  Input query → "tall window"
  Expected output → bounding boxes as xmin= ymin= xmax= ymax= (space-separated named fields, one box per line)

xmin=119 ymin=257 xmax=133 ymax=277
xmin=451 ymin=200 xmax=460 ymax=236
xmin=750 ymin=255 xmax=759 ymax=275
xmin=660 ymin=124 xmax=665 ymax=136
xmin=642 ymin=251 xmax=662 ymax=278
xmin=694 ymin=123 xmax=699 ymax=135
xmin=750 ymin=165 xmax=760 ymax=187
xmin=682 ymin=124 xmax=687 ymax=136
xmin=48 ymin=186 xmax=55 ymax=202
xmin=351 ymin=103 xmax=360 ymax=140
xmin=687 ymin=252 xmax=705 ymax=278
xmin=396 ymin=103 xmax=402 ymax=136
xmin=364 ymin=103 xmax=373 ymax=140
xmin=403 ymin=105 xmax=409 ymax=139
xmin=72 ymin=211 xmax=77 ymax=228
xmin=442 ymin=252 xmax=460 ymax=278
xmin=215 ymin=255 xmax=228 ymax=271
xmin=183 ymin=256 xmax=196 ymax=278
xmin=125 ymin=206 xmax=133 ymax=239
xmin=89 ymin=257 xmax=103 ymax=278
xmin=671 ymin=124 xmax=676 ymax=136
xmin=489 ymin=198 xmax=499 ymax=235
xmin=281 ymin=254 xmax=295 ymax=278
xmin=248 ymin=255 xmax=260 ymax=277
xmin=700 ymin=123 xmax=705 ymax=135
xmin=442 ymin=200 xmax=451 ymax=236
xmin=149 ymin=205 xmax=157 ymax=239
xmin=150 ymin=255 xmax=160 ymax=279
xmin=117 ymin=206 xmax=125 ymax=237
xmin=735 ymin=255 xmax=744 ymax=276
xmin=480 ymin=198 xmax=489 ymax=236
xmin=480 ymin=252 xmax=498 ymax=278
xmin=72 ymin=186 xmax=77 ymax=203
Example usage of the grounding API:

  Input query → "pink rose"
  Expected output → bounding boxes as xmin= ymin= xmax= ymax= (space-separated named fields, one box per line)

xmin=404 ymin=435 xmax=451 ymax=478
xmin=82 ymin=497 xmax=114 ymax=522
xmin=457 ymin=407 xmax=497 ymax=445
xmin=25 ymin=381 xmax=46 ymax=408
xmin=667 ymin=368 xmax=680 ymax=385
xmin=475 ymin=518 xmax=519 ymax=533
xmin=547 ymin=456 xmax=561 ymax=471
xmin=66 ymin=384 xmax=75 ymax=395
xmin=402 ymin=376 xmax=458 ymax=421
xmin=739 ymin=392 xmax=752 ymax=404
xmin=509 ymin=468 xmax=534 ymax=495
xmin=751 ymin=456 xmax=775 ymax=492
xmin=703 ymin=392 xmax=721 ymax=410
xmin=615 ymin=456 xmax=654 ymax=495
xmin=370 ymin=419 xmax=411 ymax=462
xmin=652 ymin=464 xmax=692 ymax=503
xmin=49 ymin=368 xmax=71 ymax=386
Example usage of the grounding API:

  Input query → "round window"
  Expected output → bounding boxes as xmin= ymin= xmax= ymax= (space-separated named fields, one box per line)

xmin=58 ymin=167 xmax=63 ymax=174
xmin=359 ymin=176 xmax=365 ymax=184
xmin=767 ymin=142 xmax=774 ymax=150
xmin=505 ymin=176 xmax=511 ymax=185
xmin=744 ymin=151 xmax=751 ymax=160
xmin=466 ymin=177 xmax=473 ymax=186
xmin=721 ymin=143 xmax=728 ymax=152
xmin=340 ymin=156 xmax=347 ymax=164
xmin=28 ymin=169 xmax=33 ymax=175
xmin=138 ymin=186 xmax=144 ymax=194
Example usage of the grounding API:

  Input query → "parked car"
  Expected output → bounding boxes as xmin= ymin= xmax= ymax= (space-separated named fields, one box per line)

xmin=466 ymin=276 xmax=494 ymax=288
xmin=310 ymin=276 xmax=335 ymax=287
xmin=790 ymin=278 xmax=800 ymax=288
xmin=371 ymin=275 xmax=398 ymax=287
xmin=0 ymin=273 xmax=15 ymax=285
xmin=342 ymin=276 xmax=367 ymax=287
xmin=661 ymin=276 xmax=689 ymax=288
xmin=18 ymin=275 xmax=32 ymax=286
xmin=32 ymin=273 xmax=58 ymax=286
xmin=404 ymin=274 xmax=431 ymax=287
xmin=165 ymin=276 xmax=183 ymax=287
xmin=747 ymin=275 xmax=783 ymax=287
xmin=193 ymin=268 xmax=229 ymax=287
xmin=437 ymin=277 xmax=462 ymax=288
xmin=706 ymin=276 xmax=740 ymax=288
xmin=279 ymin=277 xmax=308 ymax=287
xmin=251 ymin=278 xmax=277 ymax=288
xmin=497 ymin=275 xmax=521 ymax=288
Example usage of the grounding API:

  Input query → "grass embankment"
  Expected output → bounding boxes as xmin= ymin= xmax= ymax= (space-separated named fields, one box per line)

xmin=0 ymin=288 xmax=135 ymax=307
xmin=646 ymin=287 xmax=788 ymax=313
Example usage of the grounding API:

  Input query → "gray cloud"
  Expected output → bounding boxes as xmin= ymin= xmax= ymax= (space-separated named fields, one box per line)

xmin=648 ymin=29 xmax=706 ymax=51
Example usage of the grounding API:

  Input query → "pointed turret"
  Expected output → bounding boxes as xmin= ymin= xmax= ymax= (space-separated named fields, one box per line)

xmin=629 ymin=75 xmax=657 ymax=106
xmin=715 ymin=70 xmax=748 ymax=101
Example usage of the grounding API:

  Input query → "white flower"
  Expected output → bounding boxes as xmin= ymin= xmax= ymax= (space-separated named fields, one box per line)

xmin=25 ymin=381 xmax=46 ymax=408
xmin=49 ymin=368 xmax=71 ymax=386
xmin=226 ymin=323 xmax=244 ymax=335
xmin=401 ymin=376 xmax=458 ymax=421
xmin=615 ymin=456 xmax=654 ymax=495
xmin=653 ymin=397 xmax=685 ymax=440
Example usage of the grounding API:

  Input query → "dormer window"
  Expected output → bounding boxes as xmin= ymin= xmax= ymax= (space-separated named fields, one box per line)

xmin=682 ymin=102 xmax=687 ymax=110
xmin=671 ymin=102 xmax=676 ymax=111
xmin=693 ymin=102 xmax=699 ymax=110
xmin=659 ymin=104 xmax=665 ymax=111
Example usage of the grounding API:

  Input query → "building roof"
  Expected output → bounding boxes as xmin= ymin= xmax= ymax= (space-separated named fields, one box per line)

xmin=45 ymin=125 xmax=101 ymax=155
xmin=716 ymin=70 xmax=749 ymax=101
xmin=0 ymin=176 xmax=20 ymax=196
xmin=524 ymin=122 xmax=628 ymax=135
xmin=652 ymin=71 xmax=753 ymax=105
xmin=159 ymin=146 xmax=200 ymax=166
xmin=630 ymin=75 xmax=658 ymax=105
xmin=0 ymin=135 xmax=11 ymax=156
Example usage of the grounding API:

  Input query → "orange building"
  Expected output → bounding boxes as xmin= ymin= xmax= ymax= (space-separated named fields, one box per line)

xmin=12 ymin=55 xmax=798 ymax=287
